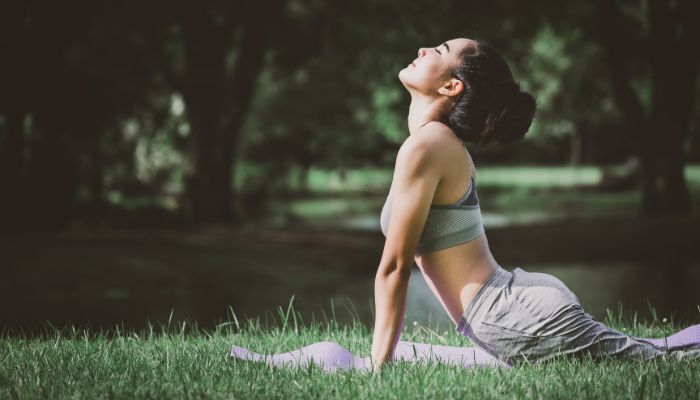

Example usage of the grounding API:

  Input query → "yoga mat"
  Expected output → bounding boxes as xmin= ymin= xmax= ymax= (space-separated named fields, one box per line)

xmin=230 ymin=324 xmax=700 ymax=373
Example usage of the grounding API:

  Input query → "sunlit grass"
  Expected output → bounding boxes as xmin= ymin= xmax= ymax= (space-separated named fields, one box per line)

xmin=268 ymin=164 xmax=700 ymax=227
xmin=105 ymin=164 xmax=700 ymax=226
xmin=2 ymin=301 xmax=699 ymax=399
xmin=302 ymin=164 xmax=700 ymax=193
xmin=474 ymin=165 xmax=601 ymax=188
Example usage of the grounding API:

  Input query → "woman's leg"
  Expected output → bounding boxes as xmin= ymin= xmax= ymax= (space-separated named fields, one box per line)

xmin=231 ymin=341 xmax=369 ymax=372
xmin=457 ymin=267 xmax=700 ymax=365
xmin=230 ymin=269 xmax=700 ymax=372
xmin=541 ymin=311 xmax=700 ymax=363
xmin=229 ymin=323 xmax=700 ymax=372
xmin=230 ymin=340 xmax=508 ymax=373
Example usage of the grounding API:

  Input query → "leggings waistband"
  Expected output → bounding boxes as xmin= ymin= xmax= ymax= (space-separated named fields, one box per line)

xmin=455 ymin=265 xmax=512 ymax=337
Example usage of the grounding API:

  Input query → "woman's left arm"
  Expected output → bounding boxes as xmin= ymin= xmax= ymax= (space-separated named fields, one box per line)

xmin=370 ymin=129 xmax=444 ymax=370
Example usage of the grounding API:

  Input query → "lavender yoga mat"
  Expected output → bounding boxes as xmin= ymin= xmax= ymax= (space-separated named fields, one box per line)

xmin=230 ymin=324 xmax=700 ymax=373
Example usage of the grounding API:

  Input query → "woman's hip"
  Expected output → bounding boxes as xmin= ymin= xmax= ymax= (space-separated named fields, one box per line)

xmin=456 ymin=267 xmax=700 ymax=364
xmin=456 ymin=266 xmax=592 ymax=362
xmin=464 ymin=267 xmax=583 ymax=331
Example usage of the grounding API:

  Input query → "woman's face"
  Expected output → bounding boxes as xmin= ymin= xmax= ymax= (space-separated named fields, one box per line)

xmin=399 ymin=38 xmax=474 ymax=97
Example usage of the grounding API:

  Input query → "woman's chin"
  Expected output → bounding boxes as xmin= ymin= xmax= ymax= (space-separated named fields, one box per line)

xmin=397 ymin=70 xmax=417 ymax=89
xmin=397 ymin=67 xmax=411 ymax=83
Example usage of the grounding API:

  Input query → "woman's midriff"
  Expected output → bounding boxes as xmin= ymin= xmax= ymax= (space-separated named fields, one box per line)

xmin=414 ymin=233 xmax=499 ymax=326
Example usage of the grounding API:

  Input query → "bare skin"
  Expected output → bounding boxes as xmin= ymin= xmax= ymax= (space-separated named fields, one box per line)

xmin=413 ymin=127 xmax=501 ymax=326
xmin=370 ymin=38 xmax=500 ymax=371
xmin=402 ymin=39 xmax=500 ymax=323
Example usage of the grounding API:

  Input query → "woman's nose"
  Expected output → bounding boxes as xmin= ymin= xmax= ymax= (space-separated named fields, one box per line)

xmin=417 ymin=48 xmax=426 ymax=57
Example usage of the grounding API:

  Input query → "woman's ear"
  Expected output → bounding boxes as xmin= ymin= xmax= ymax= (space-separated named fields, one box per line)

xmin=438 ymin=78 xmax=464 ymax=97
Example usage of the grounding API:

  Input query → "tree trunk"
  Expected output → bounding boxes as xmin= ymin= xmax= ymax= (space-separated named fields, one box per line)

xmin=570 ymin=132 xmax=582 ymax=165
xmin=660 ymin=135 xmax=690 ymax=214
xmin=87 ymin=142 xmax=106 ymax=223
xmin=177 ymin=1 xmax=282 ymax=226
xmin=0 ymin=110 xmax=26 ymax=231
xmin=645 ymin=0 xmax=697 ymax=215
xmin=594 ymin=0 xmax=698 ymax=216
xmin=639 ymin=136 xmax=690 ymax=216
xmin=183 ymin=118 xmax=235 ymax=224
xmin=638 ymin=144 xmax=663 ymax=216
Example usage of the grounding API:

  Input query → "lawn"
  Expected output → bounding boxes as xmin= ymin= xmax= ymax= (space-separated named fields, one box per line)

xmin=4 ymin=165 xmax=700 ymax=398
xmin=266 ymin=164 xmax=700 ymax=229
xmin=2 ymin=305 xmax=699 ymax=399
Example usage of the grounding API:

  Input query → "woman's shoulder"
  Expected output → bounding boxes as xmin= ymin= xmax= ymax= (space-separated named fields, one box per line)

xmin=418 ymin=120 xmax=455 ymax=139
xmin=396 ymin=121 xmax=467 ymax=177
xmin=401 ymin=121 xmax=470 ymax=161
xmin=402 ymin=121 xmax=456 ymax=151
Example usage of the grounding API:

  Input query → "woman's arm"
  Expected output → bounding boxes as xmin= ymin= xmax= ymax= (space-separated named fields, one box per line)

xmin=370 ymin=126 xmax=444 ymax=370
xmin=371 ymin=261 xmax=410 ymax=370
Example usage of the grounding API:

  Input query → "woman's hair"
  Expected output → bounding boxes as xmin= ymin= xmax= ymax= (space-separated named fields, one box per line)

xmin=442 ymin=40 xmax=536 ymax=145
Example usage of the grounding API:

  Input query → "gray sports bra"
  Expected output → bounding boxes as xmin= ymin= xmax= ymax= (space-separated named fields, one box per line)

xmin=379 ymin=142 xmax=485 ymax=254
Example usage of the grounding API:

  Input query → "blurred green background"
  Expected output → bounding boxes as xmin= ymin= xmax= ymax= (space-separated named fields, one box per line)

xmin=1 ymin=0 xmax=699 ymax=334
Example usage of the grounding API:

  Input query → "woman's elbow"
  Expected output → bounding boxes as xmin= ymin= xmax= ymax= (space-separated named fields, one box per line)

xmin=376 ymin=259 xmax=413 ymax=280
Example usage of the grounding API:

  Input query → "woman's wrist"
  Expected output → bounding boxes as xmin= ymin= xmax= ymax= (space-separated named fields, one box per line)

xmin=370 ymin=358 xmax=389 ymax=374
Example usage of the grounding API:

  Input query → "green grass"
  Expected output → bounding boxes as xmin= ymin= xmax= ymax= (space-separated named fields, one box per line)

xmin=267 ymin=164 xmax=700 ymax=228
xmin=110 ymin=164 xmax=700 ymax=227
xmin=2 ymin=303 xmax=699 ymax=399
xmin=301 ymin=164 xmax=700 ymax=192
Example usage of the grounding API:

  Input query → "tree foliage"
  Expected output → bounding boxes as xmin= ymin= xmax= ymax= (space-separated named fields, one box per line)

xmin=0 ymin=0 xmax=698 ymax=230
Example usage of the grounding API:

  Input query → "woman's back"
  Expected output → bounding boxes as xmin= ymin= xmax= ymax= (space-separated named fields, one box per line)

xmin=379 ymin=123 xmax=500 ymax=325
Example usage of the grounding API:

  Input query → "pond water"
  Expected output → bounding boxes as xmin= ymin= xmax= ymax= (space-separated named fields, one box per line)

xmin=3 ymin=223 xmax=699 ymax=336
xmin=258 ymin=188 xmax=700 ymax=331
xmin=4 ymin=165 xmax=700 ymax=335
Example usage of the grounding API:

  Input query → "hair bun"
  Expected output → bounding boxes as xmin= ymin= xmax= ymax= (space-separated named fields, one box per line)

xmin=489 ymin=85 xmax=536 ymax=144
xmin=493 ymin=80 xmax=520 ymax=105
xmin=444 ymin=40 xmax=537 ymax=145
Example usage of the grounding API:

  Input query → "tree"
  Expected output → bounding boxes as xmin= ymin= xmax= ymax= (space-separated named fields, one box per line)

xmin=0 ymin=0 xmax=159 ymax=232
xmin=592 ymin=0 xmax=699 ymax=216
xmin=150 ymin=1 xmax=285 ymax=225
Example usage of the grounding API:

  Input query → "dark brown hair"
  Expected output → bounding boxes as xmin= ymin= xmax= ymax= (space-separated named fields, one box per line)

xmin=443 ymin=40 xmax=536 ymax=144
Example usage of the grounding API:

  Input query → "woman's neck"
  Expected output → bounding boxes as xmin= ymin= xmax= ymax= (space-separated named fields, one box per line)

xmin=407 ymin=94 xmax=450 ymax=136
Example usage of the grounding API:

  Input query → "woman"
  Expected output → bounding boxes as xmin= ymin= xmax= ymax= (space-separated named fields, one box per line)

xmin=231 ymin=38 xmax=700 ymax=373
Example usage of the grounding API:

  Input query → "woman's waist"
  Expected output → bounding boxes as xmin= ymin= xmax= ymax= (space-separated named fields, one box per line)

xmin=416 ymin=257 xmax=500 ymax=318
xmin=456 ymin=262 xmax=502 ymax=316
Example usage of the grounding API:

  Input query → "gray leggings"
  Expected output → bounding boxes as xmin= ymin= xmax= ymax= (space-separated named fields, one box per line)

xmin=455 ymin=265 xmax=700 ymax=365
